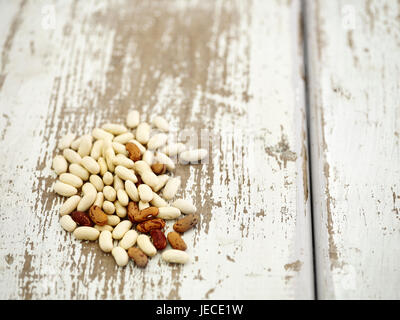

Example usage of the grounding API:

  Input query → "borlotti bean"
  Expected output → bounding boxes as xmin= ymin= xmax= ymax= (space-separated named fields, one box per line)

xmin=60 ymin=195 xmax=81 ymax=216
xmin=171 ymin=199 xmax=196 ymax=214
xmin=137 ymin=234 xmax=157 ymax=257
xmin=112 ymin=247 xmax=129 ymax=267
xmin=162 ymin=249 xmax=190 ymax=264
xmin=60 ymin=215 xmax=77 ymax=232
xmin=53 ymin=111 xmax=203 ymax=268
xmin=52 ymin=155 xmax=68 ymax=175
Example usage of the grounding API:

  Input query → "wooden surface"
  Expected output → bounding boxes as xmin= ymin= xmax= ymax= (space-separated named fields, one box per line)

xmin=0 ymin=0 xmax=314 ymax=299
xmin=306 ymin=0 xmax=400 ymax=299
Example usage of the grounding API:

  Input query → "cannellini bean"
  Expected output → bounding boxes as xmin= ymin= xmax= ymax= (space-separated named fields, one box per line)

xmin=60 ymin=215 xmax=77 ymax=232
xmin=125 ymin=180 xmax=139 ymax=202
xmin=162 ymin=177 xmax=181 ymax=200
xmin=69 ymin=163 xmax=89 ymax=181
xmin=117 ymin=189 xmax=129 ymax=206
xmin=52 ymin=155 xmax=68 ymax=175
xmin=102 ymin=123 xmax=128 ymax=135
xmin=90 ymin=139 xmax=103 ymax=160
xmin=103 ymin=201 xmax=116 ymax=214
xmin=153 ymin=174 xmax=169 ymax=192
xmin=81 ymin=156 xmax=100 ymax=174
xmin=60 ymin=195 xmax=81 ymax=216
xmin=59 ymin=173 xmax=83 ymax=188
xmin=77 ymin=182 xmax=97 ymax=211
xmin=141 ymin=171 xmax=159 ymax=189
xmin=103 ymin=171 xmax=114 ymax=186
xmin=115 ymin=200 xmax=127 ymax=218
xmin=137 ymin=234 xmax=157 ymax=257
xmin=156 ymin=152 xmax=175 ymax=171
xmin=128 ymin=139 xmax=146 ymax=154
xmin=150 ymin=192 xmax=168 ymax=207
xmin=127 ymin=110 xmax=140 ymax=128
xmin=179 ymin=149 xmax=208 ymax=163
xmin=157 ymin=207 xmax=181 ymax=219
xmin=103 ymin=186 xmax=117 ymax=202
xmin=133 ymin=160 xmax=152 ymax=175
xmin=105 ymin=147 xmax=116 ymax=173
xmin=54 ymin=181 xmax=77 ymax=197
xmin=102 ymin=138 xmax=113 ymax=156
xmin=112 ymin=247 xmax=129 ymax=267
xmin=94 ymin=192 xmax=104 ymax=207
xmin=161 ymin=143 xmax=186 ymax=157
xmin=171 ymin=199 xmax=196 ymax=214
xmin=99 ymin=230 xmax=113 ymax=253
xmin=147 ymin=133 xmax=168 ymax=150
xmin=162 ymin=249 xmax=190 ymax=264
xmin=115 ymin=165 xmax=138 ymax=183
xmin=152 ymin=116 xmax=169 ymax=132
xmin=142 ymin=150 xmax=154 ymax=166
xmin=92 ymin=128 xmax=114 ymax=141
xmin=113 ymin=132 xmax=134 ymax=144
xmin=113 ymin=175 xmax=124 ymax=191
xmin=112 ymin=220 xmax=132 ymax=240
xmin=63 ymin=148 xmax=82 ymax=164
xmin=107 ymin=214 xmax=120 ymax=226
xmin=138 ymin=184 xmax=153 ymax=202
xmin=119 ymin=230 xmax=138 ymax=249
xmin=89 ymin=175 xmax=104 ymax=191
xmin=78 ymin=135 xmax=92 ymax=158
xmin=135 ymin=122 xmax=151 ymax=144
xmin=73 ymin=227 xmax=100 ymax=241
xmin=138 ymin=201 xmax=150 ymax=210
xmin=98 ymin=157 xmax=108 ymax=175
xmin=94 ymin=224 xmax=113 ymax=232
xmin=112 ymin=142 xmax=128 ymax=155
xmin=58 ymin=133 xmax=76 ymax=150
xmin=113 ymin=154 xmax=134 ymax=168
xmin=70 ymin=137 xmax=82 ymax=150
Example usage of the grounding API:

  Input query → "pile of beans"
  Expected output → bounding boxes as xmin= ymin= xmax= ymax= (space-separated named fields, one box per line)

xmin=53 ymin=110 xmax=206 ymax=267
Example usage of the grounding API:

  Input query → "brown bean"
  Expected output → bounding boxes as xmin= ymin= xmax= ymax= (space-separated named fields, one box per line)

xmin=127 ymin=247 xmax=148 ymax=268
xmin=167 ymin=232 xmax=187 ymax=251
xmin=173 ymin=214 xmax=199 ymax=233
xmin=136 ymin=218 xmax=166 ymax=233
xmin=89 ymin=205 xmax=108 ymax=226
xmin=151 ymin=163 xmax=166 ymax=175
xmin=126 ymin=142 xmax=141 ymax=162
xmin=128 ymin=204 xmax=158 ymax=223
xmin=150 ymin=229 xmax=167 ymax=250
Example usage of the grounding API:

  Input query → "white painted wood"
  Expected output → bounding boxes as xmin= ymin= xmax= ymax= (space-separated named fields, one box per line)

xmin=306 ymin=0 xmax=400 ymax=299
xmin=0 ymin=0 xmax=313 ymax=299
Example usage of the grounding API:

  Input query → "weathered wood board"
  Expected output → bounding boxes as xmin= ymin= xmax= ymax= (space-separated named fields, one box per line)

xmin=0 ymin=0 xmax=313 ymax=299
xmin=306 ymin=0 xmax=400 ymax=299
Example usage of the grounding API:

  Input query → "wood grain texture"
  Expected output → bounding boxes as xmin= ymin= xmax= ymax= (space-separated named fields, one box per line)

xmin=306 ymin=0 xmax=400 ymax=299
xmin=0 ymin=0 xmax=313 ymax=299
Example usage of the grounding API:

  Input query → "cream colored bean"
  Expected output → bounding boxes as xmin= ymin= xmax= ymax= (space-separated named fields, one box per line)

xmin=162 ymin=249 xmax=190 ymax=264
xmin=162 ymin=177 xmax=181 ymax=200
xmin=59 ymin=173 xmax=83 ymax=188
xmin=94 ymin=224 xmax=113 ymax=232
xmin=113 ymin=154 xmax=134 ymax=169
xmin=113 ymin=132 xmax=134 ymax=144
xmin=102 ymin=138 xmax=113 ymax=156
xmin=99 ymin=230 xmax=113 ymax=253
xmin=107 ymin=214 xmax=120 ymax=226
xmin=92 ymin=128 xmax=114 ymax=141
xmin=102 ymin=123 xmax=128 ymax=135
xmin=52 ymin=155 xmax=68 ymax=175
xmin=78 ymin=135 xmax=92 ymax=158
xmin=70 ymin=137 xmax=82 ymax=150
xmin=133 ymin=160 xmax=152 ymax=175
xmin=161 ymin=143 xmax=186 ymax=157
xmin=105 ymin=147 xmax=116 ymax=173
xmin=69 ymin=163 xmax=89 ymax=181
xmin=171 ymin=199 xmax=196 ymax=214
xmin=115 ymin=200 xmax=127 ymax=218
xmin=63 ymin=148 xmax=82 ymax=164
xmin=128 ymin=139 xmax=146 ymax=154
xmin=141 ymin=171 xmax=159 ymax=189
xmin=103 ymin=186 xmax=117 ymax=202
xmin=103 ymin=171 xmax=114 ymax=186
xmin=138 ymin=184 xmax=153 ymax=202
xmin=119 ymin=230 xmax=138 ymax=250
xmin=147 ymin=133 xmax=168 ymax=150
xmin=137 ymin=234 xmax=157 ymax=257
xmin=81 ymin=156 xmax=100 ymax=174
xmin=94 ymin=192 xmax=104 ymax=207
xmin=73 ymin=227 xmax=100 ymax=241
xmin=60 ymin=215 xmax=77 ymax=232
xmin=77 ymin=183 xmax=97 ymax=211
xmin=58 ymin=133 xmax=76 ymax=150
xmin=153 ymin=174 xmax=169 ymax=192
xmin=60 ymin=195 xmax=81 ymax=216
xmin=157 ymin=207 xmax=181 ymax=219
xmin=138 ymin=201 xmax=150 ymax=210
xmin=127 ymin=110 xmax=140 ymax=128
xmin=125 ymin=180 xmax=139 ymax=202
xmin=112 ymin=220 xmax=132 ymax=240
xmin=156 ymin=151 xmax=175 ymax=171
xmin=112 ymin=142 xmax=128 ymax=155
xmin=115 ymin=165 xmax=137 ymax=183
xmin=98 ymin=157 xmax=108 ymax=175
xmin=103 ymin=201 xmax=116 ymax=215
xmin=179 ymin=149 xmax=208 ymax=163
xmin=113 ymin=175 xmax=124 ymax=191
xmin=89 ymin=175 xmax=104 ymax=192
xmin=135 ymin=122 xmax=151 ymax=144
xmin=150 ymin=192 xmax=168 ymax=208
xmin=90 ymin=139 xmax=103 ymax=160
xmin=142 ymin=150 xmax=154 ymax=166
xmin=112 ymin=247 xmax=129 ymax=267
xmin=117 ymin=189 xmax=129 ymax=206
xmin=54 ymin=181 xmax=77 ymax=197
xmin=152 ymin=116 xmax=169 ymax=132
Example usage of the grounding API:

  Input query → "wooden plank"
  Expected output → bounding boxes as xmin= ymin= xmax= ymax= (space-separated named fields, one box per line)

xmin=0 ymin=0 xmax=313 ymax=299
xmin=306 ymin=0 xmax=400 ymax=299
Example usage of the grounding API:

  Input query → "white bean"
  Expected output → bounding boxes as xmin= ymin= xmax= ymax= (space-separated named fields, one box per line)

xmin=89 ymin=175 xmax=104 ymax=191
xmin=78 ymin=135 xmax=92 ymax=158
xmin=90 ymin=139 xmax=103 ymax=160
xmin=141 ymin=171 xmax=159 ymax=189
xmin=113 ymin=154 xmax=134 ymax=168
xmin=137 ymin=234 xmax=157 ymax=257
xmin=150 ymin=192 xmax=168 ymax=208
xmin=125 ymin=180 xmax=139 ymax=202
xmin=113 ymin=132 xmax=134 ymax=144
xmin=127 ymin=110 xmax=140 ymax=128
xmin=112 ymin=142 xmax=128 ymax=155
xmin=171 ymin=199 xmax=196 ymax=214
xmin=73 ymin=227 xmax=100 ymax=241
xmin=103 ymin=201 xmax=116 ymax=215
xmin=138 ymin=200 xmax=150 ymax=210
xmin=69 ymin=163 xmax=89 ymax=181
xmin=60 ymin=215 xmax=77 ymax=232
xmin=147 ymin=133 xmax=168 ymax=150
xmin=60 ymin=195 xmax=81 ymax=216
xmin=115 ymin=165 xmax=138 ymax=183
xmin=105 ymin=147 xmax=116 ymax=173
xmin=94 ymin=224 xmax=113 ymax=232
xmin=54 ymin=181 xmax=77 ymax=197
xmin=161 ymin=143 xmax=186 ymax=157
xmin=98 ymin=157 xmax=108 ymax=175
xmin=103 ymin=171 xmax=114 ymax=186
xmin=107 ymin=214 xmax=120 ymax=226
xmin=63 ymin=148 xmax=82 ymax=164
xmin=115 ymin=200 xmax=127 ymax=218
xmin=162 ymin=249 xmax=190 ymax=264
xmin=179 ymin=149 xmax=208 ymax=163
xmin=117 ymin=189 xmax=129 ymax=206
xmin=157 ymin=207 xmax=181 ymax=219
xmin=156 ymin=152 xmax=175 ymax=171
xmin=102 ymin=123 xmax=127 ymax=135
xmin=152 ymin=116 xmax=169 ymax=132
xmin=58 ymin=133 xmax=76 ymax=150
xmin=133 ymin=160 xmax=152 ymax=175
xmin=112 ymin=220 xmax=132 ymax=240
xmin=135 ymin=122 xmax=151 ymax=144
xmin=112 ymin=247 xmax=129 ymax=267
xmin=94 ymin=192 xmax=104 ymax=207
xmin=113 ymin=175 xmax=124 ymax=191
xmin=142 ymin=150 xmax=154 ymax=166
xmin=92 ymin=128 xmax=114 ymax=141
xmin=153 ymin=174 xmax=169 ymax=192
xmin=99 ymin=230 xmax=113 ymax=253
xmin=103 ymin=186 xmax=117 ymax=202
xmin=70 ymin=137 xmax=82 ymax=151
xmin=59 ymin=173 xmax=83 ymax=188
xmin=52 ymin=155 xmax=68 ymax=175
xmin=81 ymin=156 xmax=100 ymax=174
xmin=162 ymin=177 xmax=181 ymax=200
xmin=77 ymin=182 xmax=97 ymax=211
xmin=119 ymin=230 xmax=138 ymax=249
xmin=138 ymin=184 xmax=153 ymax=202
